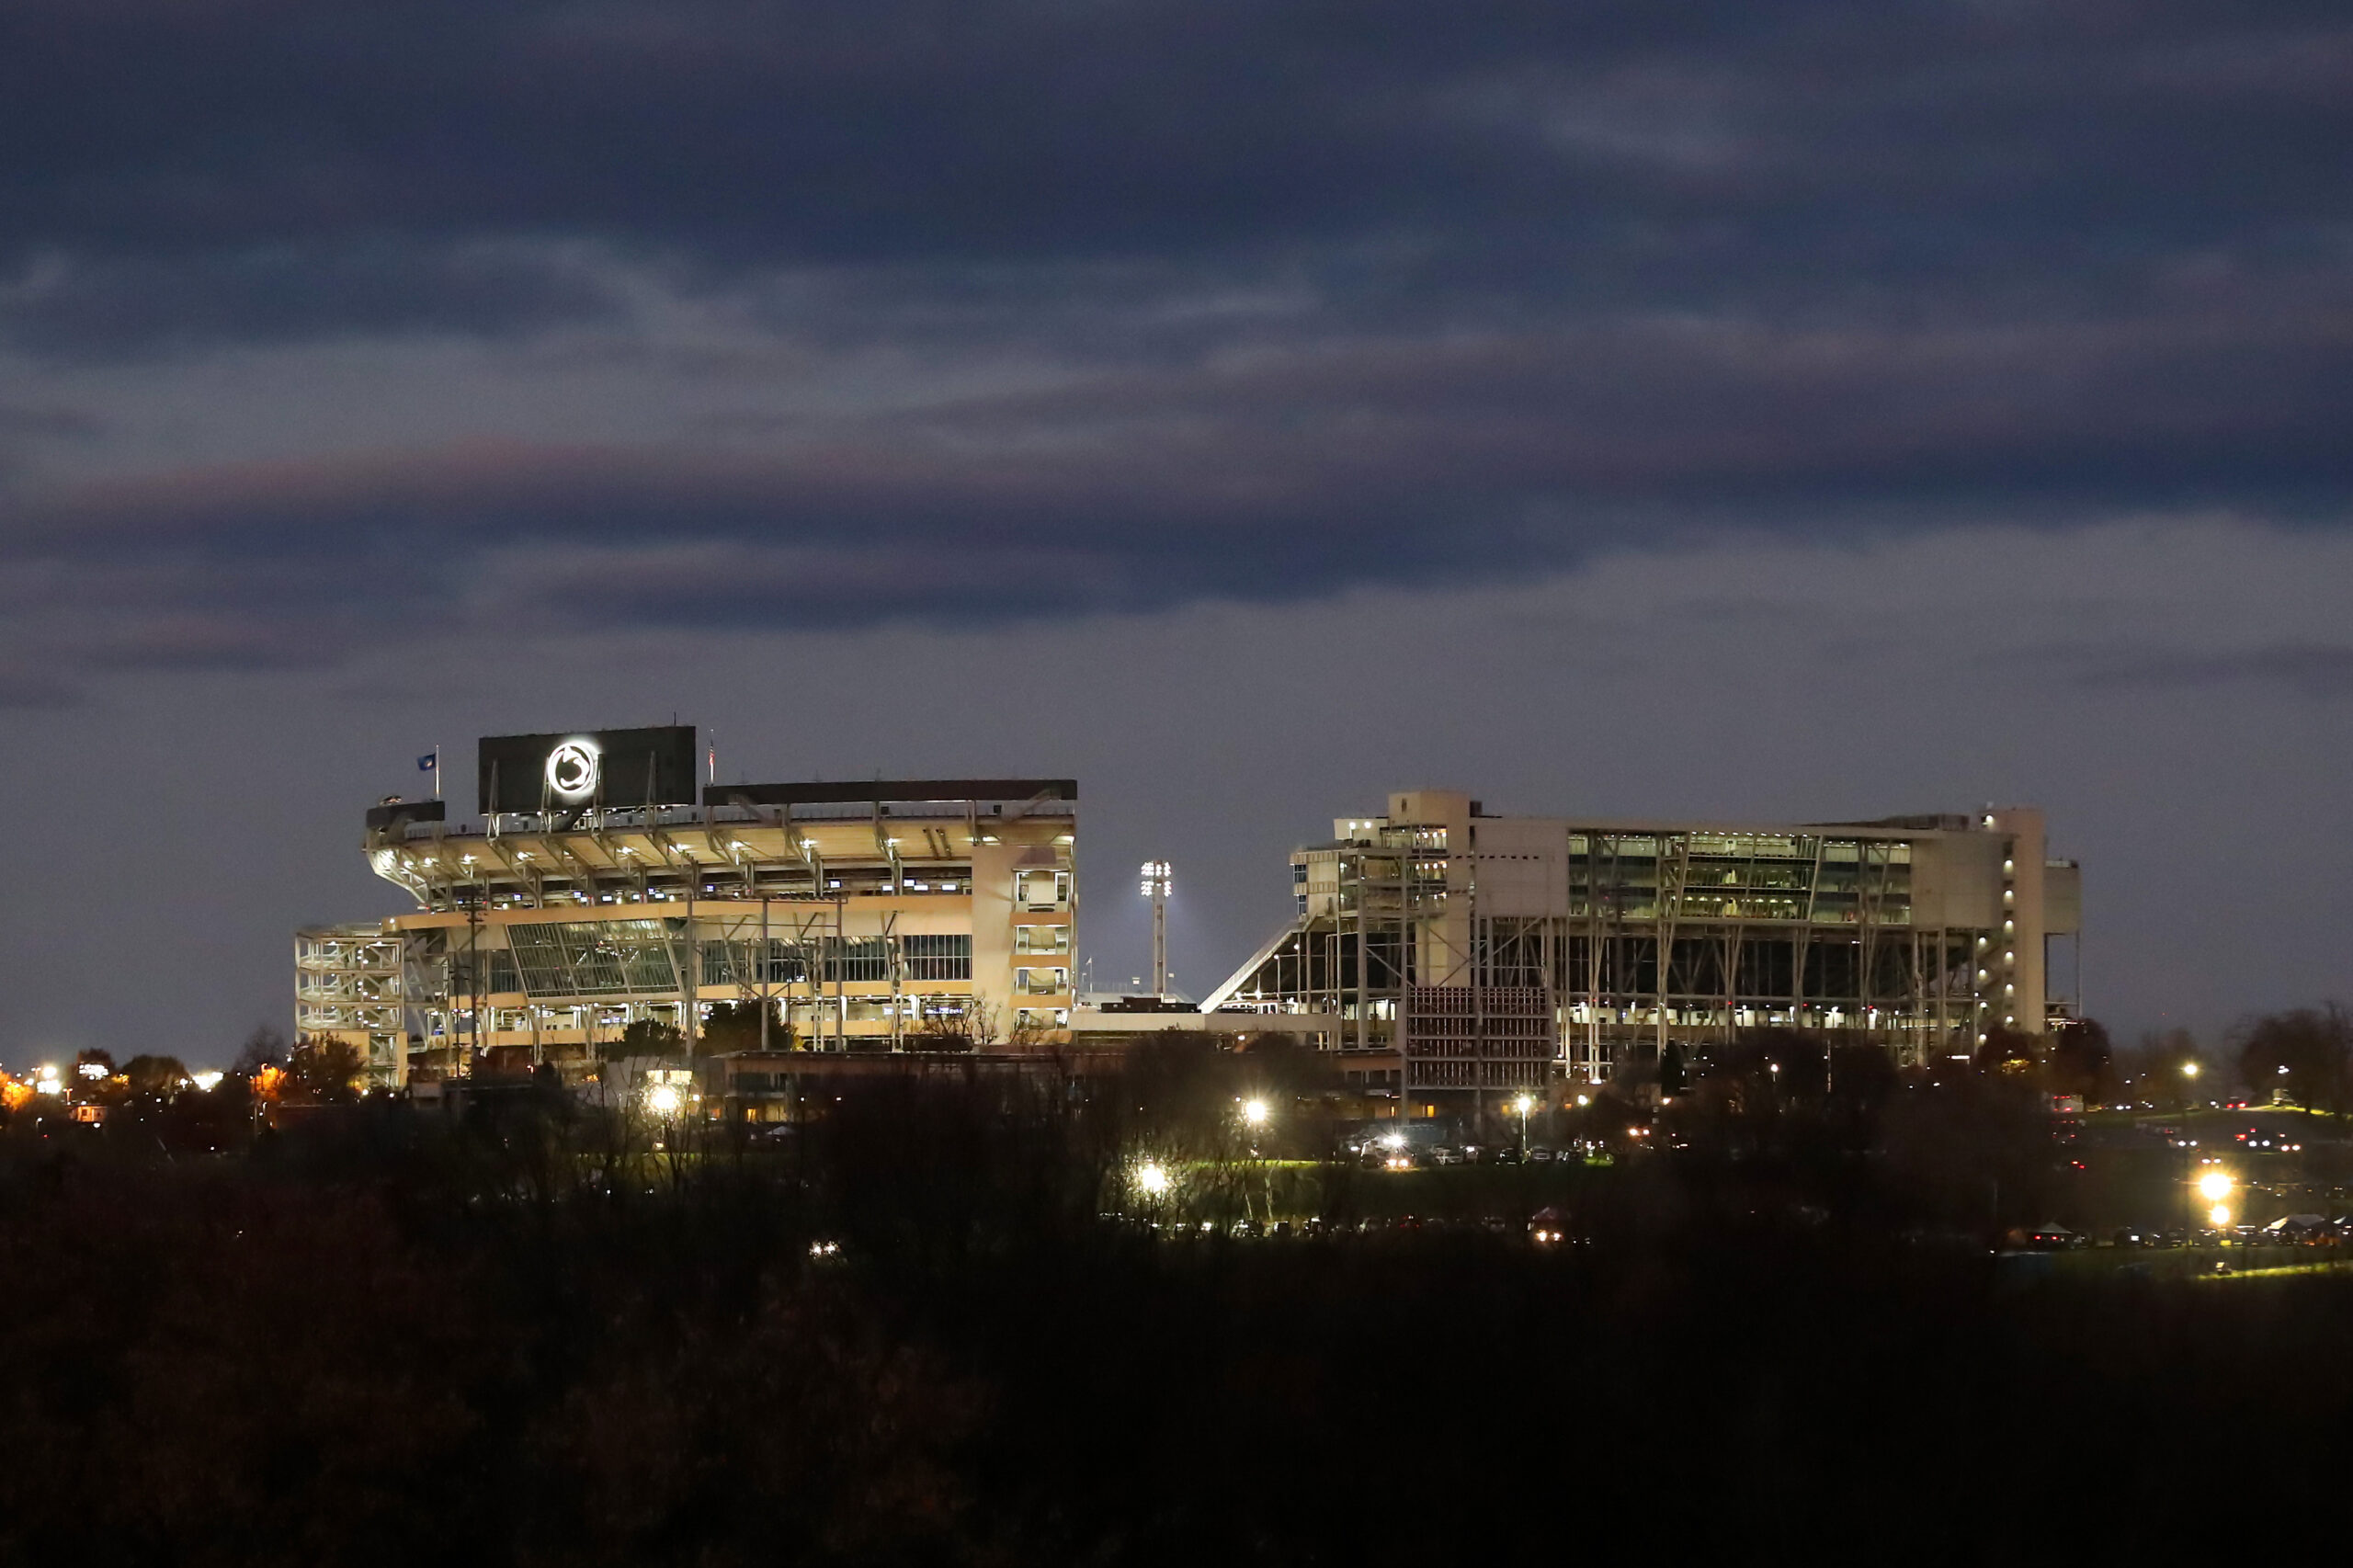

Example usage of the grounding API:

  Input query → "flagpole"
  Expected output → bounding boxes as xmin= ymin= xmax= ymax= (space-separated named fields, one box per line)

xmin=434 ymin=745 xmax=442 ymax=798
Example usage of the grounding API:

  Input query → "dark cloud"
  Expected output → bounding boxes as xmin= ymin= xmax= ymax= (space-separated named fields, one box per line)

xmin=2 ymin=243 xmax=627 ymax=360
xmin=0 ymin=401 xmax=100 ymax=439
xmin=5 ymin=1 xmax=2347 ymax=335
xmin=2075 ymin=642 xmax=2353 ymax=699
xmin=0 ymin=0 xmax=2347 ymax=685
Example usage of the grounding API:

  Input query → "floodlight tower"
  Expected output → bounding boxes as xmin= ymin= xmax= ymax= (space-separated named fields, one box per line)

xmin=1139 ymin=859 xmax=1172 ymax=997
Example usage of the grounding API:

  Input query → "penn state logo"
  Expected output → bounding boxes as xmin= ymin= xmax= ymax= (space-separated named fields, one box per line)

xmin=545 ymin=739 xmax=600 ymax=803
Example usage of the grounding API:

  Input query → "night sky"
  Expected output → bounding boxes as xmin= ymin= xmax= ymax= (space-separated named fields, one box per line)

xmin=2 ymin=2 xmax=2347 ymax=1065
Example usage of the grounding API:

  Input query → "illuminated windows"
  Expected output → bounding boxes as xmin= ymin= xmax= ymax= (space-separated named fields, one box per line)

xmin=1015 ymin=924 xmax=1071 ymax=954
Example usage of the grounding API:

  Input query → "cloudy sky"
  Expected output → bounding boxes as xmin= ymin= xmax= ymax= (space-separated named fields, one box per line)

xmin=1 ymin=1 xmax=2347 ymax=1065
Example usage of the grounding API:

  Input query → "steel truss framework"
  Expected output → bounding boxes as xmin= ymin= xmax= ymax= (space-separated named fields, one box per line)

xmin=1214 ymin=821 xmax=1997 ymax=1086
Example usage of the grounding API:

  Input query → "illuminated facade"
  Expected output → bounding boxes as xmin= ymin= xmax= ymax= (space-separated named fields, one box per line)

xmin=1205 ymin=790 xmax=2081 ymax=1096
xmin=298 ymin=741 xmax=1077 ymax=1085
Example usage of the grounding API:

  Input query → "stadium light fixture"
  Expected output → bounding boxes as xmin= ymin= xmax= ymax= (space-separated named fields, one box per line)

xmin=1139 ymin=859 xmax=1173 ymax=995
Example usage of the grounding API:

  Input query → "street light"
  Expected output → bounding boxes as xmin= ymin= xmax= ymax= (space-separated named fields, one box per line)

xmin=1242 ymin=1098 xmax=1269 ymax=1128
xmin=1135 ymin=1161 xmax=1171 ymax=1196
xmin=2197 ymin=1169 xmax=2234 ymax=1238
xmin=1512 ymin=1093 xmax=1534 ymax=1154
xmin=646 ymin=1083 xmax=683 ymax=1117
xmin=2181 ymin=1062 xmax=2200 ymax=1079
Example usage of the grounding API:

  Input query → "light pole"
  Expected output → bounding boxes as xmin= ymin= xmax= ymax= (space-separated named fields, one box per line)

xmin=2198 ymin=1168 xmax=2234 ymax=1243
xmin=1513 ymin=1092 xmax=1534 ymax=1155
xmin=1140 ymin=860 xmax=1172 ymax=997
xmin=1240 ymin=1096 xmax=1272 ymax=1222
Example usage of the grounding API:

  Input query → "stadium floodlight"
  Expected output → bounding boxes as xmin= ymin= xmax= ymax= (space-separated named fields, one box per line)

xmin=1139 ymin=860 xmax=1173 ymax=996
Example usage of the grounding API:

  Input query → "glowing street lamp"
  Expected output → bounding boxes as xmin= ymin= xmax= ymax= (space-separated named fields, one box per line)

xmin=1512 ymin=1093 xmax=1535 ymax=1153
xmin=2197 ymin=1169 xmax=2234 ymax=1237
xmin=1135 ymin=1161 xmax=1171 ymax=1196
xmin=646 ymin=1083 xmax=684 ymax=1117
xmin=1242 ymin=1097 xmax=1269 ymax=1128
xmin=2180 ymin=1062 xmax=2200 ymax=1079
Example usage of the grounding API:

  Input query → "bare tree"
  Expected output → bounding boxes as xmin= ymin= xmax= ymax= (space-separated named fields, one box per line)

xmin=233 ymin=1026 xmax=289 ymax=1074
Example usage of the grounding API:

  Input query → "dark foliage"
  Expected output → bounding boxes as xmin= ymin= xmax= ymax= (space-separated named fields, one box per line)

xmin=2237 ymin=1005 xmax=2353 ymax=1115
xmin=699 ymin=999 xmax=794 ymax=1055
xmin=0 ymin=1058 xmax=2345 ymax=1564
xmin=610 ymin=1017 xmax=685 ymax=1060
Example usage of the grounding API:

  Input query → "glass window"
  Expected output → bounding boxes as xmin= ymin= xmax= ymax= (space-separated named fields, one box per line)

xmin=824 ymin=937 xmax=892 ymax=983
xmin=904 ymin=933 xmax=972 ymax=981
xmin=506 ymin=919 xmax=681 ymax=997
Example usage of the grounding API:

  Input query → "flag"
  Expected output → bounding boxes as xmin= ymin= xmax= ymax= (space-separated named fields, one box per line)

xmin=417 ymin=752 xmax=437 ymax=772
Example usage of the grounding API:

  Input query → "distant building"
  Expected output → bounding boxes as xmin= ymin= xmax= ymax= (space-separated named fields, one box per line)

xmin=1203 ymin=790 xmax=2081 ymax=1107
xmin=297 ymin=726 xmax=1076 ymax=1087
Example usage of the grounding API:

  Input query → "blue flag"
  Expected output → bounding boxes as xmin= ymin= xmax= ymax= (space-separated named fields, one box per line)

xmin=417 ymin=753 xmax=437 ymax=772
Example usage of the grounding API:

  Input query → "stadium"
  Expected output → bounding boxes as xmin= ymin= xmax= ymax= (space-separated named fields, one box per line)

xmin=1205 ymin=789 xmax=2082 ymax=1108
xmin=297 ymin=726 xmax=1076 ymax=1085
